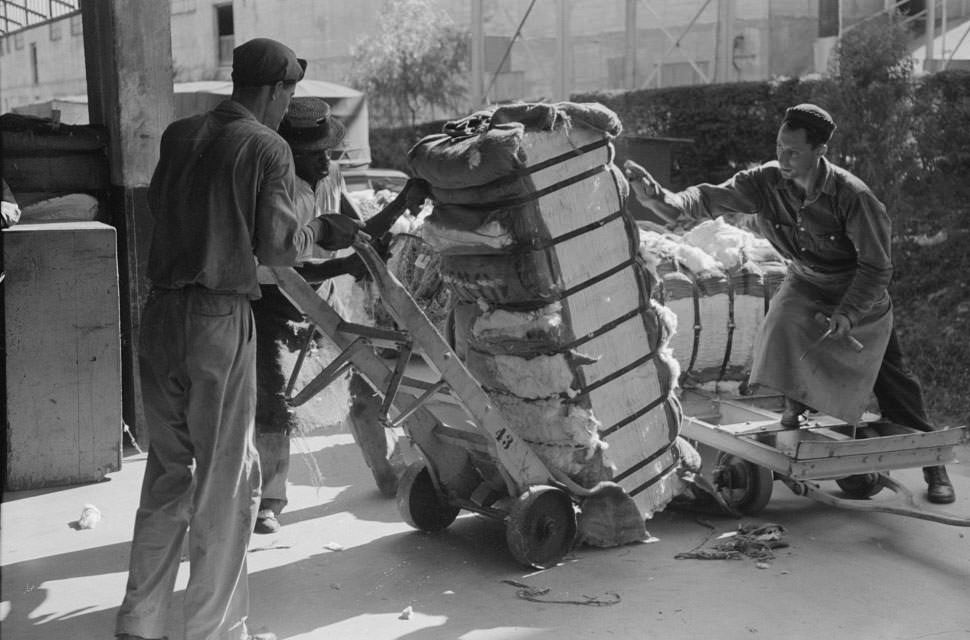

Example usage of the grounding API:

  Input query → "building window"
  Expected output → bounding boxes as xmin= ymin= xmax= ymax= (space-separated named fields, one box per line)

xmin=216 ymin=4 xmax=234 ymax=66
xmin=70 ymin=13 xmax=83 ymax=36
xmin=14 ymin=32 xmax=24 ymax=49
xmin=50 ymin=20 xmax=62 ymax=41
xmin=818 ymin=0 xmax=840 ymax=38
xmin=30 ymin=42 xmax=39 ymax=84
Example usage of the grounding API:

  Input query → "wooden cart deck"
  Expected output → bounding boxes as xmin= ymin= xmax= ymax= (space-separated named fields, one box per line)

xmin=678 ymin=387 xmax=970 ymax=526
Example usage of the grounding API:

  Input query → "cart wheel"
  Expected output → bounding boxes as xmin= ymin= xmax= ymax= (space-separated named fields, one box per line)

xmin=396 ymin=462 xmax=460 ymax=532
xmin=713 ymin=453 xmax=774 ymax=515
xmin=505 ymin=486 xmax=577 ymax=569
xmin=835 ymin=473 xmax=885 ymax=499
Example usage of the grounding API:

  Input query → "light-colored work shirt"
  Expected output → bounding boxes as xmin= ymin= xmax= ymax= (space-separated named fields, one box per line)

xmin=147 ymin=100 xmax=322 ymax=299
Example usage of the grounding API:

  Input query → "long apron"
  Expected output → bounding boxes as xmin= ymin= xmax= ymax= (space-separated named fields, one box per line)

xmin=750 ymin=269 xmax=892 ymax=424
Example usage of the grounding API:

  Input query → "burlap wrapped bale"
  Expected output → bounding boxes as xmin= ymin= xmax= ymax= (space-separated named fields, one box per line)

xmin=410 ymin=101 xmax=684 ymax=519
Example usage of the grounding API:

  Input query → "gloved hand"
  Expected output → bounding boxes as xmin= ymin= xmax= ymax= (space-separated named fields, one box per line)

xmin=402 ymin=178 xmax=432 ymax=214
xmin=623 ymin=160 xmax=663 ymax=203
xmin=1 ymin=200 xmax=21 ymax=229
xmin=317 ymin=213 xmax=364 ymax=251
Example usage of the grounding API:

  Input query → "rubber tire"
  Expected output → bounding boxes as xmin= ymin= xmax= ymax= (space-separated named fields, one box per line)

xmin=836 ymin=473 xmax=885 ymax=499
xmin=713 ymin=453 xmax=775 ymax=516
xmin=505 ymin=486 xmax=577 ymax=569
xmin=396 ymin=462 xmax=460 ymax=532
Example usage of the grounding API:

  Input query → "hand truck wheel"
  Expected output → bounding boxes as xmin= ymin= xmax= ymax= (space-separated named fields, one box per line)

xmin=505 ymin=485 xmax=577 ymax=569
xmin=835 ymin=472 xmax=885 ymax=499
xmin=396 ymin=462 xmax=460 ymax=532
xmin=713 ymin=452 xmax=774 ymax=515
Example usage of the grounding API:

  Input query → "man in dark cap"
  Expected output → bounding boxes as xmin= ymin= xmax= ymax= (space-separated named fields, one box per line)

xmin=115 ymin=39 xmax=363 ymax=640
xmin=625 ymin=103 xmax=955 ymax=505
xmin=251 ymin=97 xmax=430 ymax=534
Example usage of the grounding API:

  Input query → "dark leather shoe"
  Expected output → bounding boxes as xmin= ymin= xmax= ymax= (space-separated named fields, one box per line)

xmin=248 ymin=633 xmax=277 ymax=640
xmin=923 ymin=466 xmax=956 ymax=504
xmin=780 ymin=398 xmax=808 ymax=428
xmin=254 ymin=509 xmax=281 ymax=534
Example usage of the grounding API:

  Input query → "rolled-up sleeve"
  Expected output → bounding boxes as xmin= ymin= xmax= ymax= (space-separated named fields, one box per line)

xmin=673 ymin=168 xmax=764 ymax=220
xmin=252 ymin=144 xmax=319 ymax=266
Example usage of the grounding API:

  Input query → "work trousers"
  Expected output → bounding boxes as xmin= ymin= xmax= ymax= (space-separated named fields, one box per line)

xmin=253 ymin=284 xmax=304 ymax=515
xmin=873 ymin=327 xmax=937 ymax=432
xmin=116 ymin=287 xmax=260 ymax=640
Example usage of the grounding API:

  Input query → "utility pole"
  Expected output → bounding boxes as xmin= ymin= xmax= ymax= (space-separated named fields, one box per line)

xmin=471 ymin=0 xmax=484 ymax=108
xmin=715 ymin=0 xmax=736 ymax=83
xmin=556 ymin=0 xmax=571 ymax=100
xmin=624 ymin=0 xmax=637 ymax=90
xmin=925 ymin=0 xmax=936 ymax=72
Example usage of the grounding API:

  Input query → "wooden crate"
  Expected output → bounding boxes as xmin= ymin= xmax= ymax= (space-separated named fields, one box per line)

xmin=3 ymin=222 xmax=122 ymax=489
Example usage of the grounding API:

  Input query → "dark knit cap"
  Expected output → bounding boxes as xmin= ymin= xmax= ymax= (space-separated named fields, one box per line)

xmin=232 ymin=38 xmax=307 ymax=86
xmin=782 ymin=103 xmax=836 ymax=143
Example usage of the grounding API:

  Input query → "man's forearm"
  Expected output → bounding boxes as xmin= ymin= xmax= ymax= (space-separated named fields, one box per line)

xmin=640 ymin=190 xmax=684 ymax=225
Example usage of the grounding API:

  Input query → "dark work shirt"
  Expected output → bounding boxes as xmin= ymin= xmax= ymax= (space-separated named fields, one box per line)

xmin=670 ymin=157 xmax=893 ymax=326
xmin=147 ymin=100 xmax=322 ymax=298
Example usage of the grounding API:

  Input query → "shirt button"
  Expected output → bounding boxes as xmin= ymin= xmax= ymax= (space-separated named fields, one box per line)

xmin=801 ymin=247 xmax=807 ymax=252
xmin=799 ymin=226 xmax=805 ymax=231
xmin=829 ymin=235 xmax=836 ymax=240
xmin=774 ymin=224 xmax=781 ymax=229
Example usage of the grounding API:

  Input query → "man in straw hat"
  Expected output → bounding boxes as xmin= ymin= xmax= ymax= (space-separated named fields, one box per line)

xmin=116 ymin=39 xmax=364 ymax=640
xmin=625 ymin=103 xmax=955 ymax=505
xmin=252 ymin=96 xmax=431 ymax=534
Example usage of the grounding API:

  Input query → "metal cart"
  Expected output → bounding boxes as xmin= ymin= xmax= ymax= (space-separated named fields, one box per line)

xmin=269 ymin=239 xmax=618 ymax=568
xmin=677 ymin=386 xmax=970 ymax=526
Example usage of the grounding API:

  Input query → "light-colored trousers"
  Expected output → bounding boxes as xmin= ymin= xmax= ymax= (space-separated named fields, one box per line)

xmin=116 ymin=287 xmax=260 ymax=640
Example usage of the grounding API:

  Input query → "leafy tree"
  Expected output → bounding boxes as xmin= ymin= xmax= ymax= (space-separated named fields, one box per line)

xmin=349 ymin=0 xmax=468 ymax=128
xmin=814 ymin=14 xmax=918 ymax=216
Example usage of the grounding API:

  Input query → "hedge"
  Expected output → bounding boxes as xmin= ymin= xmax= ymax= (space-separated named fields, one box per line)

xmin=367 ymin=70 xmax=970 ymax=195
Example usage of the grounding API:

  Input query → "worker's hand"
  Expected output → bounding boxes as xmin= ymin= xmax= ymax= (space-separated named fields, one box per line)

xmin=1 ymin=201 xmax=21 ymax=228
xmin=402 ymin=178 xmax=432 ymax=215
xmin=317 ymin=214 xmax=364 ymax=251
xmin=827 ymin=312 xmax=853 ymax=340
xmin=623 ymin=160 xmax=663 ymax=204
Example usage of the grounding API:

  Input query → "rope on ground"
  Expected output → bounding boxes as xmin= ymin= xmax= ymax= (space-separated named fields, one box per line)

xmin=675 ymin=519 xmax=788 ymax=561
xmin=501 ymin=579 xmax=621 ymax=606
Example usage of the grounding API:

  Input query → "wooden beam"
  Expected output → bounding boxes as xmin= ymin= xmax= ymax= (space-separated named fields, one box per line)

xmin=80 ymin=0 xmax=174 ymax=445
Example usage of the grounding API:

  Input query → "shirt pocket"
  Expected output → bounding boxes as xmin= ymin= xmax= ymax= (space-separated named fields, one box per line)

xmin=797 ymin=213 xmax=852 ymax=256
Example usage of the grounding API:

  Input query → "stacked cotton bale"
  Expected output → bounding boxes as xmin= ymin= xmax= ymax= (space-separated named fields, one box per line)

xmin=409 ymin=102 xmax=684 ymax=519
xmin=637 ymin=217 xmax=788 ymax=384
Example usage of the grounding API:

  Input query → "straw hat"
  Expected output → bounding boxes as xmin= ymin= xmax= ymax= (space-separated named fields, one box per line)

xmin=279 ymin=97 xmax=346 ymax=151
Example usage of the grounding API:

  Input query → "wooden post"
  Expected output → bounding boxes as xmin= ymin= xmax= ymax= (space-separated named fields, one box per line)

xmin=80 ymin=0 xmax=174 ymax=446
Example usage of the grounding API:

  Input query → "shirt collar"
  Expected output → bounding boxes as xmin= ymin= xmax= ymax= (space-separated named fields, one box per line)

xmin=782 ymin=156 xmax=836 ymax=203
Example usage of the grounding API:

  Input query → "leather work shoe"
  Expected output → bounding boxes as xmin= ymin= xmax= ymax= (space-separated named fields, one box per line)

xmin=248 ymin=633 xmax=277 ymax=640
xmin=923 ymin=466 xmax=956 ymax=504
xmin=254 ymin=509 xmax=281 ymax=534
xmin=780 ymin=398 xmax=808 ymax=429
